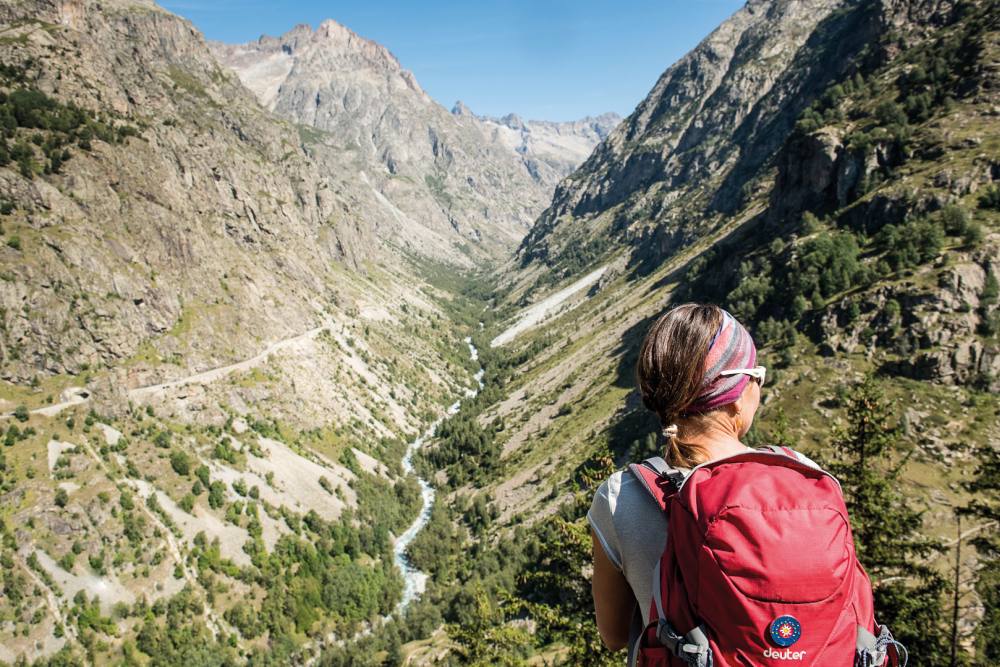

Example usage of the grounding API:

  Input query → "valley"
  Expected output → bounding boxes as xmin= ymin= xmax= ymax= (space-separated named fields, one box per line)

xmin=0 ymin=0 xmax=998 ymax=666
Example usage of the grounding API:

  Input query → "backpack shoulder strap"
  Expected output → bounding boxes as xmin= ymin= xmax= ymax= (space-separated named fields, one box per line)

xmin=627 ymin=456 xmax=684 ymax=513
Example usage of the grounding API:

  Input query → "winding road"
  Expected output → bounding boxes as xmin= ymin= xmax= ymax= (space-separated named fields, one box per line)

xmin=128 ymin=324 xmax=330 ymax=401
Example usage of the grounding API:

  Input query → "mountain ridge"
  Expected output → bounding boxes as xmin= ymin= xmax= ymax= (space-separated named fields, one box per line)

xmin=211 ymin=21 xmax=620 ymax=265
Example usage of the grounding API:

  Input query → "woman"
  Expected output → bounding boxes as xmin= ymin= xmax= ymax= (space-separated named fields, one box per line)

xmin=587 ymin=303 xmax=765 ymax=662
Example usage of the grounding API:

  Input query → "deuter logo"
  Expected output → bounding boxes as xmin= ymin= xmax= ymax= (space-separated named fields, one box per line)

xmin=763 ymin=647 xmax=807 ymax=660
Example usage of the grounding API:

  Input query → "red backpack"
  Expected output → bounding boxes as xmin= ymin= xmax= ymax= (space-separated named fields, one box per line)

xmin=627 ymin=447 xmax=907 ymax=667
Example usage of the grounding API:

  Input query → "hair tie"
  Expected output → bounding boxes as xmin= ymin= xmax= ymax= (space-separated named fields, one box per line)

xmin=663 ymin=424 xmax=679 ymax=438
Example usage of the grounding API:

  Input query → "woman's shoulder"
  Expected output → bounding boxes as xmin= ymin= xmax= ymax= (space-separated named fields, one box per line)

xmin=589 ymin=466 xmax=669 ymax=575
xmin=591 ymin=467 xmax=665 ymax=517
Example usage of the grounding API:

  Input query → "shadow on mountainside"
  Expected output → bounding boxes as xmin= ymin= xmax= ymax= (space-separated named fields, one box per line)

xmin=604 ymin=310 xmax=665 ymax=466
xmin=709 ymin=1 xmax=885 ymax=215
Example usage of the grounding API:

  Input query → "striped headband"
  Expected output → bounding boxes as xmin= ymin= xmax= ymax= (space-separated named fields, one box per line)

xmin=684 ymin=309 xmax=757 ymax=415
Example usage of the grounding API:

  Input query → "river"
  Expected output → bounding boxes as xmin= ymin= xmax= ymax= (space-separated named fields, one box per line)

xmin=299 ymin=335 xmax=485 ymax=663
xmin=393 ymin=335 xmax=484 ymax=611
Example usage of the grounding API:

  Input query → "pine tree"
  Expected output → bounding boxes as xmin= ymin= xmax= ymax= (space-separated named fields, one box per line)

xmin=825 ymin=375 xmax=955 ymax=665
xmin=449 ymin=589 xmax=532 ymax=666
xmin=513 ymin=454 xmax=619 ymax=667
xmin=960 ymin=443 xmax=1000 ymax=664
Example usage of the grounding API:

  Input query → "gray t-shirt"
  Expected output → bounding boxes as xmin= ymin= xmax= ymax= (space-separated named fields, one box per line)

xmin=587 ymin=467 xmax=668 ymax=661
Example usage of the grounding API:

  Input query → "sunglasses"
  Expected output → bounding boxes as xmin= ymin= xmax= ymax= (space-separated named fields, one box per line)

xmin=719 ymin=365 xmax=767 ymax=387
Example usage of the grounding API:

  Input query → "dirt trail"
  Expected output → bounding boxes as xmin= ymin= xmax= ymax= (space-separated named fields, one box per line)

xmin=128 ymin=324 xmax=330 ymax=401
xmin=0 ymin=387 xmax=91 ymax=420
xmin=17 ymin=553 xmax=77 ymax=646
xmin=1 ymin=325 xmax=332 ymax=420
xmin=491 ymin=266 xmax=607 ymax=347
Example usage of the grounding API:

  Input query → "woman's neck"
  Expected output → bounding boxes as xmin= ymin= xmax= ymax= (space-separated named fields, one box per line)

xmin=679 ymin=420 xmax=750 ymax=463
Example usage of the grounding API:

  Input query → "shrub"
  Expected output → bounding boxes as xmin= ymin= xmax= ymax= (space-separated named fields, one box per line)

xmin=982 ymin=272 xmax=999 ymax=306
xmin=962 ymin=222 xmax=984 ymax=245
xmin=208 ymin=481 xmax=226 ymax=509
xmin=877 ymin=218 xmax=943 ymax=270
xmin=169 ymin=450 xmax=190 ymax=476
xmin=875 ymin=100 xmax=908 ymax=128
xmin=978 ymin=185 xmax=1000 ymax=211
xmin=195 ymin=465 xmax=210 ymax=488
xmin=939 ymin=205 xmax=969 ymax=235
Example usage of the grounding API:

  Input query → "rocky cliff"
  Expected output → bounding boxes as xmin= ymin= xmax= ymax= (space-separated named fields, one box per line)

xmin=515 ymin=0 xmax=957 ymax=273
xmin=452 ymin=103 xmax=620 ymax=190
xmin=212 ymin=23 xmax=618 ymax=264
xmin=504 ymin=0 xmax=998 ymax=387
xmin=0 ymin=0 xmax=382 ymax=384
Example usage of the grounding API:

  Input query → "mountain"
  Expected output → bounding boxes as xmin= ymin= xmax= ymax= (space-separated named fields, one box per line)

xmin=513 ymin=0 xmax=957 ymax=283
xmin=0 ymin=1 xmax=492 ymax=663
xmin=451 ymin=103 xmax=621 ymax=191
xmin=1 ymin=0 xmax=998 ymax=664
xmin=507 ymin=0 xmax=999 ymax=388
xmin=211 ymin=23 xmax=618 ymax=265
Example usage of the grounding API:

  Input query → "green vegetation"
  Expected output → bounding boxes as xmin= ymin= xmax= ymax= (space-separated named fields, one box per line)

xmin=136 ymin=587 xmax=238 ymax=667
xmin=0 ymin=64 xmax=139 ymax=179
xmin=169 ymin=450 xmax=191 ymax=476
xmin=822 ymin=376 xmax=955 ymax=664
xmin=979 ymin=185 xmax=1000 ymax=211
xmin=417 ymin=334 xmax=550 ymax=487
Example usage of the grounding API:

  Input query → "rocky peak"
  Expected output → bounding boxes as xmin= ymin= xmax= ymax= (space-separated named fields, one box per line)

xmin=500 ymin=112 xmax=525 ymax=130
xmin=312 ymin=18 xmax=409 ymax=76
xmin=214 ymin=19 xmax=422 ymax=107
xmin=213 ymin=22 xmax=619 ymax=265
xmin=451 ymin=100 xmax=473 ymax=116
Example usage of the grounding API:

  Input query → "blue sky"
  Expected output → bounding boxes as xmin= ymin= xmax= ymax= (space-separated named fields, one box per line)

xmin=162 ymin=1 xmax=745 ymax=122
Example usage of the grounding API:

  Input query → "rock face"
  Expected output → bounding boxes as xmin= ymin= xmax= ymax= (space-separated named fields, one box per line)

xmin=515 ymin=0 xmax=910 ymax=269
xmin=501 ymin=0 xmax=997 ymax=388
xmin=819 ymin=253 xmax=1000 ymax=392
xmin=0 ymin=0 xmax=552 ymax=384
xmin=211 ymin=24 xmax=619 ymax=263
xmin=0 ymin=0 xmax=374 ymax=381
xmin=462 ymin=107 xmax=621 ymax=191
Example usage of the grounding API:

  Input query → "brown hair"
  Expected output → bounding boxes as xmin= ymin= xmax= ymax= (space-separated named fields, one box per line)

xmin=636 ymin=303 xmax=723 ymax=467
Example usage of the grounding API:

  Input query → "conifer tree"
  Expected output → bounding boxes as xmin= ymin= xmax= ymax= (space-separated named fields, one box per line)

xmin=825 ymin=375 xmax=955 ymax=665
xmin=449 ymin=589 xmax=532 ymax=666
xmin=961 ymin=442 xmax=1000 ymax=664
xmin=514 ymin=455 xmax=618 ymax=667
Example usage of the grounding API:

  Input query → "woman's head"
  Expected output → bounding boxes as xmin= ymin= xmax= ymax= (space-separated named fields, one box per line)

xmin=636 ymin=303 xmax=760 ymax=467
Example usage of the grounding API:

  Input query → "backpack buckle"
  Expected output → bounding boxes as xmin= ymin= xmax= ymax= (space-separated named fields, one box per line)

xmin=642 ymin=457 xmax=686 ymax=490
xmin=663 ymin=470 xmax=685 ymax=490
xmin=656 ymin=620 xmax=714 ymax=667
